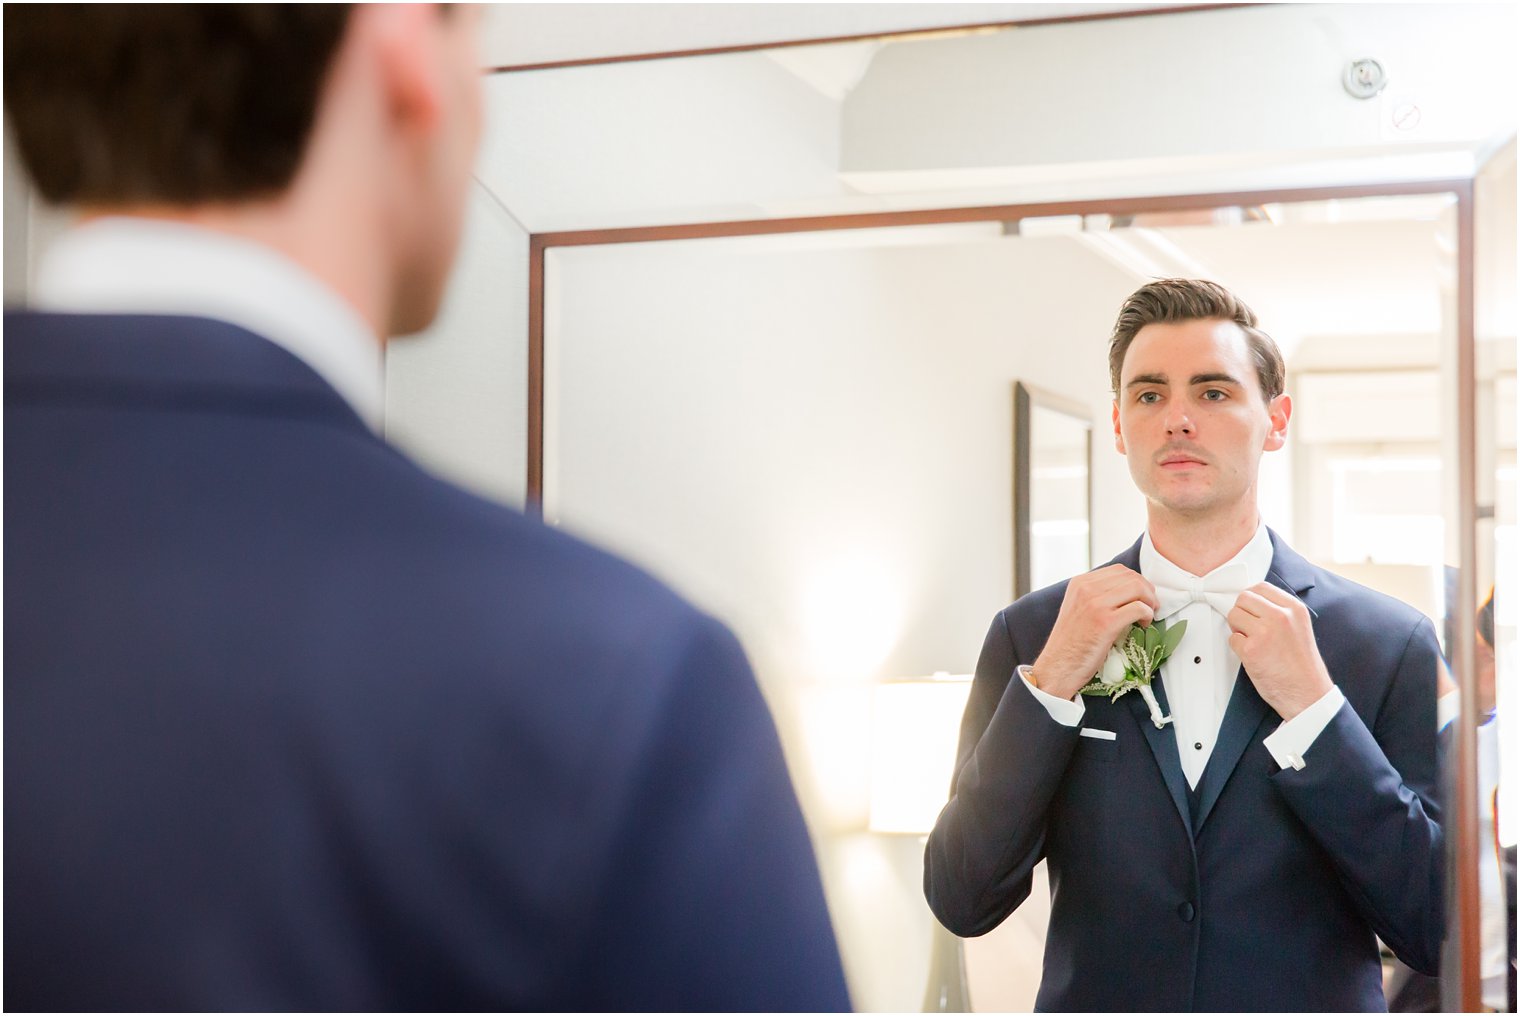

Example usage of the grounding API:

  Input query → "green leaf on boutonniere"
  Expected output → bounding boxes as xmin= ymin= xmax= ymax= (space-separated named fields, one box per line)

xmin=1077 ymin=619 xmax=1189 ymax=731
xmin=1161 ymin=618 xmax=1188 ymax=657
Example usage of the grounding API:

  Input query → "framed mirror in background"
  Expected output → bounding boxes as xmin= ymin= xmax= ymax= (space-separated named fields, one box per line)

xmin=529 ymin=185 xmax=1502 ymax=1013
xmin=1013 ymin=381 xmax=1093 ymax=599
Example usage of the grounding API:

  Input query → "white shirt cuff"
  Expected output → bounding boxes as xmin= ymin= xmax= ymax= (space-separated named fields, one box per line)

xmin=1263 ymin=685 xmax=1346 ymax=771
xmin=1018 ymin=665 xmax=1085 ymax=727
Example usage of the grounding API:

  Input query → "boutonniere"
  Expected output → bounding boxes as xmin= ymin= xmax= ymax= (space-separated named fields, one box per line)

xmin=1079 ymin=619 xmax=1187 ymax=729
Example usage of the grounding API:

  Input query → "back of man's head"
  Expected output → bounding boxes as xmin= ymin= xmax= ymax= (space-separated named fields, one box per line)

xmin=4 ymin=4 xmax=482 ymax=337
xmin=4 ymin=6 xmax=352 ymax=206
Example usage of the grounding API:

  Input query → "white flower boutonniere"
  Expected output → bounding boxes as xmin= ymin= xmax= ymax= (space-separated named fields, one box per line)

xmin=1079 ymin=619 xmax=1188 ymax=729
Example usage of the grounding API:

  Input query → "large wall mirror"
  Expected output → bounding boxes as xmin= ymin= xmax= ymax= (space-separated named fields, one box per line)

xmin=383 ymin=5 xmax=1514 ymax=1011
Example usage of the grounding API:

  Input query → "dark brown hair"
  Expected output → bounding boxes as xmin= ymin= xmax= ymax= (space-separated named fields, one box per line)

xmin=1108 ymin=278 xmax=1286 ymax=402
xmin=4 ymin=5 xmax=352 ymax=205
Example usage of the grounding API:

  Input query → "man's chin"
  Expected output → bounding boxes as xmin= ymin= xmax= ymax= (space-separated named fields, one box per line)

xmin=1145 ymin=488 xmax=1221 ymax=517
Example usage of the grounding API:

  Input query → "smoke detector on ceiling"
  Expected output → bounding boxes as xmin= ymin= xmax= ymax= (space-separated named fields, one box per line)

xmin=1343 ymin=58 xmax=1388 ymax=100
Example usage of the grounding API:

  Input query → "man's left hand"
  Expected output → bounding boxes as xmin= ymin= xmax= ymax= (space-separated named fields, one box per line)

xmin=1227 ymin=583 xmax=1334 ymax=720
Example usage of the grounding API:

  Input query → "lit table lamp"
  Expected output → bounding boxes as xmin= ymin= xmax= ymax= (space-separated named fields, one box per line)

xmin=869 ymin=673 xmax=973 ymax=1012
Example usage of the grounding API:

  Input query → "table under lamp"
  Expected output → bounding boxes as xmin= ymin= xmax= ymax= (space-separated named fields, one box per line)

xmin=869 ymin=673 xmax=973 ymax=1013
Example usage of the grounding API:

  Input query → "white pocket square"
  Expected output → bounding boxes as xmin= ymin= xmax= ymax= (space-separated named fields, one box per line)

xmin=1079 ymin=727 xmax=1117 ymax=741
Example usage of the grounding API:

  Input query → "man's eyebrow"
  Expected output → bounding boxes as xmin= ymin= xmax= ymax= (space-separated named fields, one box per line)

xmin=1124 ymin=371 xmax=1244 ymax=389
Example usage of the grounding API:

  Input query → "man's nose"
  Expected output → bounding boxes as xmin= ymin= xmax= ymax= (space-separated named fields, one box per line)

xmin=1164 ymin=406 xmax=1195 ymax=435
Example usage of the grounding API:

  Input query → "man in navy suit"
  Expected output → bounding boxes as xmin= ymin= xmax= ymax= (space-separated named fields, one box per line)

xmin=4 ymin=7 xmax=849 ymax=1010
xmin=925 ymin=279 xmax=1443 ymax=1011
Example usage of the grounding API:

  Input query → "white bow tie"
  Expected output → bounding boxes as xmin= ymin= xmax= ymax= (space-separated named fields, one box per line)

xmin=1151 ymin=560 xmax=1256 ymax=621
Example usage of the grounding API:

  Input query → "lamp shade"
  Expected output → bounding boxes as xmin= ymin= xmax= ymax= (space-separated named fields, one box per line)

xmin=868 ymin=674 xmax=972 ymax=834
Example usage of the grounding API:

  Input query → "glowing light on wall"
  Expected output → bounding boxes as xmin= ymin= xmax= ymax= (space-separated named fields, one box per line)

xmin=797 ymin=553 xmax=905 ymax=683
xmin=869 ymin=674 xmax=973 ymax=835
xmin=798 ymin=684 xmax=874 ymax=830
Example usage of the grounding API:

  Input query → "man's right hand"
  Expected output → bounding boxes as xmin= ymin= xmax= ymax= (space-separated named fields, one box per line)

xmin=1029 ymin=565 xmax=1159 ymax=701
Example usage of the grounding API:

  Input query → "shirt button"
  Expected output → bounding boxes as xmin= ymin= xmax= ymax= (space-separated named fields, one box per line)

xmin=1193 ymin=656 xmax=1202 ymax=664
xmin=1178 ymin=901 xmax=1196 ymax=922
xmin=1194 ymin=742 xmax=1203 ymax=750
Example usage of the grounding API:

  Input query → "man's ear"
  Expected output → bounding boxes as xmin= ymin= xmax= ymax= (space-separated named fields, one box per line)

xmin=367 ymin=4 xmax=445 ymax=137
xmin=1112 ymin=401 xmax=1126 ymax=454
xmin=1263 ymin=393 xmax=1291 ymax=452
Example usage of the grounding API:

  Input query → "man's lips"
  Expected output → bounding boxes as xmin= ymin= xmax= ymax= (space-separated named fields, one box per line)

xmin=1158 ymin=454 xmax=1207 ymax=468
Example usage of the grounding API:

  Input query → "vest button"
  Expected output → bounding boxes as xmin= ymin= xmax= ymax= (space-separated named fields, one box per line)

xmin=1178 ymin=901 xmax=1196 ymax=922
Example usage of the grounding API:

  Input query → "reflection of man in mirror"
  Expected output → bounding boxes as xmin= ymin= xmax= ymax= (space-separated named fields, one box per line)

xmin=3 ymin=7 xmax=848 ymax=1010
xmin=926 ymin=279 xmax=1443 ymax=1011
xmin=1458 ymin=588 xmax=1513 ymax=1012
xmin=1388 ymin=585 xmax=1513 ymax=1011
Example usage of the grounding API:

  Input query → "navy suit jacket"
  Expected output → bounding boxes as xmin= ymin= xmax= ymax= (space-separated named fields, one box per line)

xmin=4 ymin=312 xmax=850 ymax=1012
xmin=925 ymin=533 xmax=1444 ymax=1012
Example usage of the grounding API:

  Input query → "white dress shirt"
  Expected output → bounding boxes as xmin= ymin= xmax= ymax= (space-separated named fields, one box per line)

xmin=1024 ymin=523 xmax=1344 ymax=787
xmin=32 ymin=217 xmax=384 ymax=432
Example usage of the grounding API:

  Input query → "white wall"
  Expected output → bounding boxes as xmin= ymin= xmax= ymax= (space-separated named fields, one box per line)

xmin=542 ymin=226 xmax=1144 ymax=1010
xmin=384 ymin=182 xmax=531 ymax=508
xmin=547 ymin=229 xmax=1144 ymax=682
xmin=3 ymin=118 xmax=76 ymax=308
xmin=5 ymin=121 xmax=31 ymax=304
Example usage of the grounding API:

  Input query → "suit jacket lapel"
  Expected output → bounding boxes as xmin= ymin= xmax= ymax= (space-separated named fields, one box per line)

xmin=1128 ymin=675 xmax=1192 ymax=835
xmin=1262 ymin=528 xmax=1319 ymax=613
xmin=1192 ymin=528 xmax=1319 ymax=834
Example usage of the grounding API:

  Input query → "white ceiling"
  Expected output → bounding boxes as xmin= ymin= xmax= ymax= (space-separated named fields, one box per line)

xmin=475 ymin=4 xmax=1516 ymax=233
xmin=1141 ymin=217 xmax=1448 ymax=354
xmin=471 ymin=3 xmax=1515 ymax=357
xmin=620 ymin=205 xmax=1459 ymax=361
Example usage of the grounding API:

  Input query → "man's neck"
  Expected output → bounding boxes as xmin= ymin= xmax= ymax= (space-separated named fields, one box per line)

xmin=1145 ymin=501 xmax=1262 ymax=576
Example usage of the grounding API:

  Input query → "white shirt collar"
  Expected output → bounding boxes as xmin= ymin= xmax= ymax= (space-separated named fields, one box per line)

xmin=1139 ymin=520 xmax=1274 ymax=590
xmin=32 ymin=217 xmax=384 ymax=432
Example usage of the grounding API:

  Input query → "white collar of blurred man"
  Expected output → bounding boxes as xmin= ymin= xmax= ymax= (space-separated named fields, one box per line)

xmin=35 ymin=217 xmax=385 ymax=432
xmin=64 ymin=4 xmax=483 ymax=345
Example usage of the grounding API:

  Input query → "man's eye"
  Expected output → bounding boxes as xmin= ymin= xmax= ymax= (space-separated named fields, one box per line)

xmin=1138 ymin=392 xmax=1160 ymax=404
xmin=1202 ymin=389 xmax=1227 ymax=401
